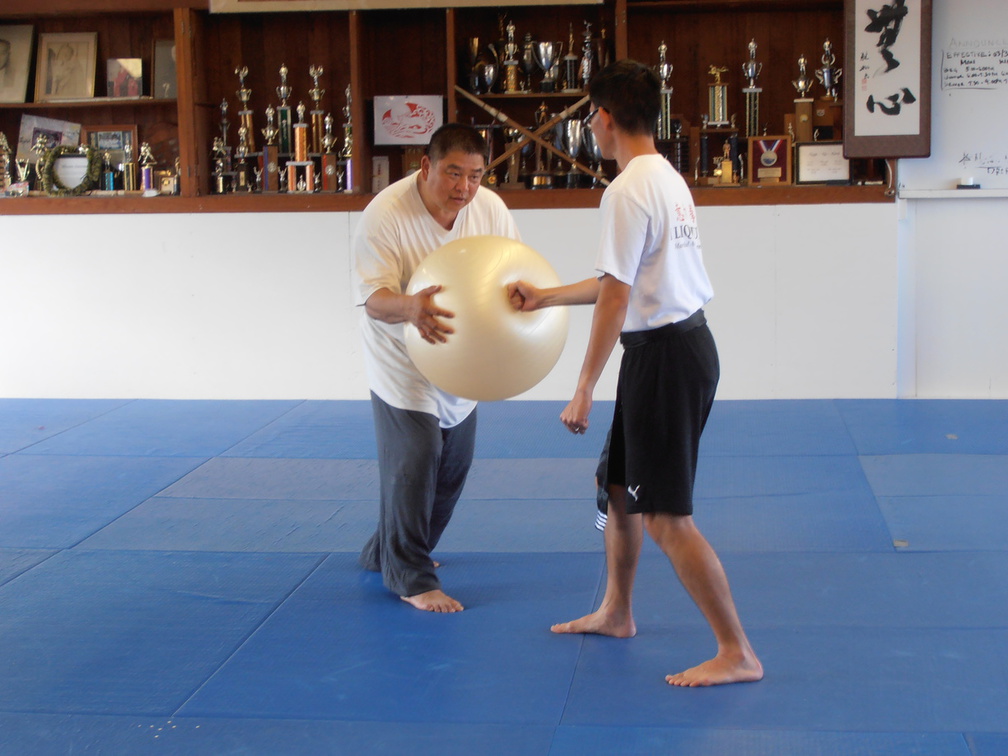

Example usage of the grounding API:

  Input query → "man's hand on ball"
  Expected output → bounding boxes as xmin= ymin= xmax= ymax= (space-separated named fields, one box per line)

xmin=411 ymin=285 xmax=455 ymax=344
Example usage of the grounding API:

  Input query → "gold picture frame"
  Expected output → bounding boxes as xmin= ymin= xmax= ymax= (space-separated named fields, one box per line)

xmin=81 ymin=123 xmax=137 ymax=167
xmin=34 ymin=32 xmax=97 ymax=102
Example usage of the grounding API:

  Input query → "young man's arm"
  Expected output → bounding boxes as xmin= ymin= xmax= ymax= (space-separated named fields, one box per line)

xmin=507 ymin=277 xmax=601 ymax=311
xmin=560 ymin=273 xmax=630 ymax=434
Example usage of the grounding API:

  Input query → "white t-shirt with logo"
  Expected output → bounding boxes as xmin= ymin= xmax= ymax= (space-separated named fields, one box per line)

xmin=595 ymin=154 xmax=713 ymax=332
xmin=353 ymin=172 xmax=520 ymax=427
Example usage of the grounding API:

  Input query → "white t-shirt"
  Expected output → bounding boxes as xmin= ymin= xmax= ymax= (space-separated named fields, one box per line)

xmin=595 ymin=154 xmax=713 ymax=332
xmin=353 ymin=172 xmax=520 ymax=427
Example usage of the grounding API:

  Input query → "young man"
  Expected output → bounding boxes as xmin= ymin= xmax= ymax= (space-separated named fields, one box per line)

xmin=354 ymin=124 xmax=520 ymax=613
xmin=508 ymin=60 xmax=762 ymax=686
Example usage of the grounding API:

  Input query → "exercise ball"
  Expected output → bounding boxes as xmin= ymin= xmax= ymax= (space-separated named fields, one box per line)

xmin=405 ymin=235 xmax=569 ymax=401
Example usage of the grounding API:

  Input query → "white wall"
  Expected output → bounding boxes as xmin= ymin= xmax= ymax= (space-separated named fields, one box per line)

xmin=0 ymin=202 xmax=903 ymax=400
xmin=899 ymin=197 xmax=1008 ymax=398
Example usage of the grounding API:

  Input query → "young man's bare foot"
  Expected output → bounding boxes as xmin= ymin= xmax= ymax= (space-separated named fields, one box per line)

xmin=550 ymin=609 xmax=636 ymax=638
xmin=666 ymin=653 xmax=763 ymax=687
xmin=401 ymin=589 xmax=463 ymax=613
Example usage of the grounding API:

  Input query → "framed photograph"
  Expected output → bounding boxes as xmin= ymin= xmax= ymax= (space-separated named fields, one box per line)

xmin=844 ymin=0 xmax=932 ymax=158
xmin=16 ymin=114 xmax=81 ymax=163
xmin=0 ymin=24 xmax=34 ymax=104
xmin=153 ymin=39 xmax=176 ymax=100
xmin=34 ymin=32 xmax=97 ymax=102
xmin=107 ymin=58 xmax=143 ymax=98
xmin=795 ymin=141 xmax=851 ymax=185
xmin=373 ymin=95 xmax=444 ymax=146
xmin=81 ymin=123 xmax=137 ymax=166
xmin=748 ymin=135 xmax=792 ymax=185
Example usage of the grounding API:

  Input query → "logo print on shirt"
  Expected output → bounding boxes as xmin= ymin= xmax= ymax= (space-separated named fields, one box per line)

xmin=627 ymin=484 xmax=641 ymax=501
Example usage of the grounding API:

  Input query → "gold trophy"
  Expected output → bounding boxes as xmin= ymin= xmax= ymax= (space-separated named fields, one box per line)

xmin=340 ymin=84 xmax=353 ymax=193
xmin=707 ymin=65 xmax=730 ymax=127
xmin=502 ymin=20 xmax=520 ymax=94
xmin=321 ymin=113 xmax=339 ymax=192
xmin=562 ymin=24 xmax=579 ymax=93
xmin=792 ymin=53 xmax=815 ymax=143
xmin=139 ymin=142 xmax=157 ymax=192
xmin=287 ymin=101 xmax=314 ymax=192
xmin=0 ymin=132 xmax=11 ymax=192
xmin=261 ymin=104 xmax=280 ymax=192
xmin=655 ymin=41 xmax=674 ymax=140
xmin=235 ymin=66 xmax=256 ymax=153
xmin=276 ymin=64 xmax=293 ymax=154
xmin=741 ymin=39 xmax=763 ymax=139
xmin=308 ymin=65 xmax=326 ymax=155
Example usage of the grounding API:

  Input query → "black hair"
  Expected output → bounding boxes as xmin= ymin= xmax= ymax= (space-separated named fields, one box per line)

xmin=588 ymin=59 xmax=662 ymax=136
xmin=426 ymin=123 xmax=487 ymax=163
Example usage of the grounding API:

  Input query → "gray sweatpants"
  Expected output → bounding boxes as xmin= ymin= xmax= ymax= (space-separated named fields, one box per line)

xmin=359 ymin=392 xmax=477 ymax=597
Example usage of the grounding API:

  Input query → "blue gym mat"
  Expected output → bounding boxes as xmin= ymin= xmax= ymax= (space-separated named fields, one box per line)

xmin=0 ymin=398 xmax=1005 ymax=755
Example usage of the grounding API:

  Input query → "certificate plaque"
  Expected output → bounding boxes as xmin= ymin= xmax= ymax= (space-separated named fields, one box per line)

xmin=747 ymin=135 xmax=792 ymax=185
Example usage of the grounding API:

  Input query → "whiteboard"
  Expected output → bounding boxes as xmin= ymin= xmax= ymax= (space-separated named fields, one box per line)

xmin=897 ymin=0 xmax=1008 ymax=191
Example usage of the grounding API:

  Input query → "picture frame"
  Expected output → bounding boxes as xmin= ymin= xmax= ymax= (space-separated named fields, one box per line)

xmin=748 ymin=135 xmax=792 ymax=185
xmin=373 ymin=95 xmax=444 ymax=146
xmin=81 ymin=123 xmax=137 ymax=166
xmin=106 ymin=58 xmax=143 ymax=98
xmin=34 ymin=32 xmax=97 ymax=102
xmin=795 ymin=141 xmax=851 ymax=185
xmin=0 ymin=24 xmax=34 ymax=104
xmin=16 ymin=114 xmax=81 ymax=163
xmin=844 ymin=0 xmax=932 ymax=158
xmin=152 ymin=39 xmax=177 ymax=100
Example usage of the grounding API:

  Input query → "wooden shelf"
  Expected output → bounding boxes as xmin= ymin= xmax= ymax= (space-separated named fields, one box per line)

xmin=0 ymin=0 xmax=894 ymax=212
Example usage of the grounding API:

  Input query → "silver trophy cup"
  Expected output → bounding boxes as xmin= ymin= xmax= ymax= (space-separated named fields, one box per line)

xmin=534 ymin=41 xmax=563 ymax=93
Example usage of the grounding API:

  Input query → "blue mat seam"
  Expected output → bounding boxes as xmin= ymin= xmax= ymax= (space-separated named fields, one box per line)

xmin=170 ymin=551 xmax=332 ymax=718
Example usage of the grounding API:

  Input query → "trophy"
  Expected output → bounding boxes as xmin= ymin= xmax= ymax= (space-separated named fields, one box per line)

xmin=741 ymin=39 xmax=763 ymax=139
xmin=0 ymin=132 xmax=11 ymax=192
xmin=234 ymin=127 xmax=251 ymax=191
xmin=260 ymin=104 xmax=280 ymax=192
xmin=530 ymin=102 xmax=552 ymax=188
xmin=340 ymin=84 xmax=353 ymax=192
xmin=655 ymin=41 xmax=675 ymax=140
xmin=815 ymin=39 xmax=842 ymax=100
xmin=502 ymin=127 xmax=524 ymax=188
xmin=562 ymin=25 xmax=579 ymax=93
xmin=467 ymin=38 xmax=498 ymax=95
xmin=287 ymin=101 xmax=314 ymax=192
xmin=502 ymin=20 xmax=521 ymax=94
xmin=309 ymin=65 xmax=326 ymax=155
xmin=211 ymin=137 xmax=228 ymax=193
xmin=139 ymin=142 xmax=157 ymax=191
xmin=595 ymin=25 xmax=612 ymax=71
xmin=321 ymin=113 xmax=340 ymax=192
xmin=579 ymin=21 xmax=595 ymax=92
xmin=100 ymin=151 xmax=115 ymax=191
xmin=520 ymin=33 xmax=538 ymax=92
xmin=707 ymin=65 xmax=730 ymax=127
xmin=276 ymin=64 xmax=293 ymax=154
xmin=121 ymin=141 xmax=138 ymax=192
xmin=15 ymin=157 xmax=31 ymax=193
xmin=534 ymin=40 xmax=563 ymax=93
xmin=235 ymin=66 xmax=256 ymax=153
xmin=814 ymin=39 xmax=843 ymax=139
xmin=792 ymin=54 xmax=815 ymax=143
xmin=582 ymin=120 xmax=603 ymax=187
xmin=561 ymin=116 xmax=583 ymax=188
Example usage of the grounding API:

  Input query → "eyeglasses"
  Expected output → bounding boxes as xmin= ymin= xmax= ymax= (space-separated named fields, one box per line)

xmin=582 ymin=107 xmax=601 ymax=129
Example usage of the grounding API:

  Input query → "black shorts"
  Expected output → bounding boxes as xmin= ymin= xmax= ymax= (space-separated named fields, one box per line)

xmin=602 ymin=310 xmax=719 ymax=516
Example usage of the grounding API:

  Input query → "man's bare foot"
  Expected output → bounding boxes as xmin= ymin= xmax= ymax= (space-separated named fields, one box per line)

xmin=550 ymin=609 xmax=636 ymax=638
xmin=666 ymin=653 xmax=763 ymax=687
xmin=401 ymin=589 xmax=463 ymax=613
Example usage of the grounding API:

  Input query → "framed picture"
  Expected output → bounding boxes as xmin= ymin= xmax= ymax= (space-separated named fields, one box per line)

xmin=107 ymin=58 xmax=142 ymax=98
xmin=16 ymin=114 xmax=81 ymax=163
xmin=81 ymin=123 xmax=137 ymax=166
xmin=0 ymin=24 xmax=34 ymax=104
xmin=153 ymin=39 xmax=176 ymax=100
xmin=844 ymin=0 xmax=932 ymax=158
xmin=373 ymin=95 xmax=444 ymax=146
xmin=795 ymin=141 xmax=851 ymax=185
xmin=748 ymin=135 xmax=792 ymax=185
xmin=34 ymin=32 xmax=97 ymax=102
